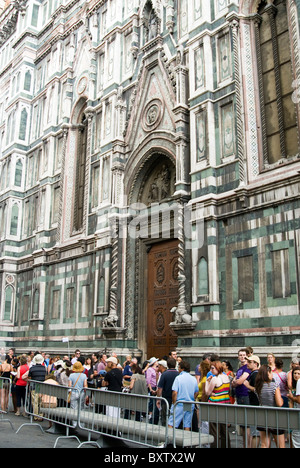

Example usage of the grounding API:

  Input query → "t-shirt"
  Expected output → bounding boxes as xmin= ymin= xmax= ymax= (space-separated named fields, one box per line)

xmin=157 ymin=369 xmax=179 ymax=403
xmin=145 ymin=366 xmax=157 ymax=388
xmin=104 ymin=368 xmax=123 ymax=392
xmin=130 ymin=374 xmax=148 ymax=396
xmin=123 ymin=364 xmax=132 ymax=381
xmin=235 ymin=364 xmax=251 ymax=398
xmin=172 ymin=371 xmax=199 ymax=403
xmin=69 ymin=372 xmax=87 ymax=393
xmin=28 ymin=364 xmax=46 ymax=382
xmin=247 ymin=370 xmax=259 ymax=406
xmin=273 ymin=371 xmax=288 ymax=397
xmin=257 ymin=381 xmax=278 ymax=407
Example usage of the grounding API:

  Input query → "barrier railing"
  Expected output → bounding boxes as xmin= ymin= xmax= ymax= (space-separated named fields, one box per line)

xmin=15 ymin=381 xmax=213 ymax=448
xmin=0 ymin=377 xmax=14 ymax=430
xmin=75 ymin=387 xmax=213 ymax=448
xmin=172 ymin=400 xmax=300 ymax=448
xmin=14 ymin=380 xmax=300 ymax=449
xmin=77 ymin=388 xmax=170 ymax=448
xmin=16 ymin=379 xmax=83 ymax=448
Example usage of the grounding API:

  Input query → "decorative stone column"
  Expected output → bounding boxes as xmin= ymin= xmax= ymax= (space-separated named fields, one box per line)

xmin=56 ymin=125 xmax=69 ymax=244
xmin=170 ymin=47 xmax=195 ymax=336
xmin=173 ymin=46 xmax=190 ymax=197
xmin=102 ymin=218 xmax=126 ymax=339
xmin=229 ymin=17 xmax=247 ymax=186
xmin=169 ymin=200 xmax=196 ymax=336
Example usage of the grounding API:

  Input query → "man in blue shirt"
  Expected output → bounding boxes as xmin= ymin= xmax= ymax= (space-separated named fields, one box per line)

xmin=168 ymin=360 xmax=199 ymax=431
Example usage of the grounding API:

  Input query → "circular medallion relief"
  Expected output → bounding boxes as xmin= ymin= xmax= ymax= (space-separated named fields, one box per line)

xmin=77 ymin=76 xmax=88 ymax=95
xmin=6 ymin=274 xmax=15 ymax=285
xmin=155 ymin=312 xmax=165 ymax=336
xmin=142 ymin=99 xmax=164 ymax=132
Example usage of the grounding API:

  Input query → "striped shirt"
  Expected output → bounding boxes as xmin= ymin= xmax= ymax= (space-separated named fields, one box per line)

xmin=256 ymin=381 xmax=278 ymax=407
xmin=208 ymin=376 xmax=231 ymax=404
xmin=28 ymin=364 xmax=46 ymax=382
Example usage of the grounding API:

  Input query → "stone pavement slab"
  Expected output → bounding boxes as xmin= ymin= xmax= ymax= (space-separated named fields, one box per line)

xmin=0 ymin=412 xmax=121 ymax=448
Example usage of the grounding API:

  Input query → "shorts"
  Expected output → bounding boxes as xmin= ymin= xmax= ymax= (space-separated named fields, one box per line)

xmin=236 ymin=395 xmax=250 ymax=406
xmin=168 ymin=403 xmax=194 ymax=429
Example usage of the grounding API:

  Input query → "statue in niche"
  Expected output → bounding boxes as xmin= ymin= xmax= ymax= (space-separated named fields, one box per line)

xmin=148 ymin=164 xmax=172 ymax=203
xmin=148 ymin=10 xmax=158 ymax=41
xmin=160 ymin=165 xmax=170 ymax=199
xmin=150 ymin=180 xmax=159 ymax=202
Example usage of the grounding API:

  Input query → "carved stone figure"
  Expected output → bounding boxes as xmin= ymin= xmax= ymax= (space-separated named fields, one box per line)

xmin=170 ymin=306 xmax=193 ymax=325
xmin=148 ymin=10 xmax=158 ymax=41
xmin=103 ymin=312 xmax=118 ymax=328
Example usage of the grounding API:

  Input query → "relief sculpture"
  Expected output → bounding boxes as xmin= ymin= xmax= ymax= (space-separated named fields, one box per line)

xmin=148 ymin=163 xmax=173 ymax=203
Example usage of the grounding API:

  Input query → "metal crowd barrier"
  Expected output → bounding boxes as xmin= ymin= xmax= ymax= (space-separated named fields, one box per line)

xmin=16 ymin=379 xmax=82 ymax=448
xmin=172 ymin=400 xmax=300 ymax=448
xmin=0 ymin=377 xmax=14 ymax=430
xmin=76 ymin=387 xmax=212 ymax=448
xmin=15 ymin=381 xmax=213 ymax=448
xmin=77 ymin=388 xmax=170 ymax=448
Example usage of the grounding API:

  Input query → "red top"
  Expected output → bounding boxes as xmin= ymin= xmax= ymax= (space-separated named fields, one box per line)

xmin=16 ymin=364 xmax=29 ymax=386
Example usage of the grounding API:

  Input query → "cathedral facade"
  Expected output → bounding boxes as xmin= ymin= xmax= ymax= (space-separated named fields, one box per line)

xmin=0 ymin=0 xmax=300 ymax=365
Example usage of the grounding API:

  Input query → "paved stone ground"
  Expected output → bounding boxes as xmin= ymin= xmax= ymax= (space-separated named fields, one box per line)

xmin=0 ymin=411 xmax=124 ymax=448
xmin=0 ymin=411 xmax=247 ymax=449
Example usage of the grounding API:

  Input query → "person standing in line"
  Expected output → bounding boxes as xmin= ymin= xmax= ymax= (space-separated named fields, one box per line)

xmin=288 ymin=366 xmax=300 ymax=448
xmin=255 ymin=365 xmax=284 ymax=449
xmin=0 ymin=355 xmax=13 ymax=411
xmin=222 ymin=360 xmax=235 ymax=404
xmin=156 ymin=358 xmax=179 ymax=426
xmin=243 ymin=355 xmax=261 ymax=448
xmin=287 ymin=358 xmax=300 ymax=392
xmin=68 ymin=361 xmax=88 ymax=427
xmin=15 ymin=356 xmax=29 ymax=416
xmin=168 ymin=360 xmax=199 ymax=432
xmin=27 ymin=354 xmax=47 ymax=421
xmin=267 ymin=353 xmax=276 ymax=372
xmin=205 ymin=360 xmax=231 ymax=448
xmin=102 ymin=356 xmax=123 ymax=418
xmin=273 ymin=358 xmax=288 ymax=408
xmin=232 ymin=348 xmax=251 ymax=448
xmin=125 ymin=364 xmax=148 ymax=422
xmin=71 ymin=349 xmax=81 ymax=365
xmin=97 ymin=354 xmax=108 ymax=373
xmin=145 ymin=357 xmax=159 ymax=421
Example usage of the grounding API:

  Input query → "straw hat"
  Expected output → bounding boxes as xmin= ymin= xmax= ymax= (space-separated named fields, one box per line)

xmin=72 ymin=361 xmax=84 ymax=373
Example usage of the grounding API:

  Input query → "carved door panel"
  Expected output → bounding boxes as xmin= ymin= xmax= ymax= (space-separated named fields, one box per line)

xmin=147 ymin=240 xmax=179 ymax=359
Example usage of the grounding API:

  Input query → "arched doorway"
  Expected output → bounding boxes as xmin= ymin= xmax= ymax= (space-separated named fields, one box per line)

xmin=126 ymin=152 xmax=179 ymax=359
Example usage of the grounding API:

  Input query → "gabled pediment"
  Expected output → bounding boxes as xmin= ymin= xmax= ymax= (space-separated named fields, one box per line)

xmin=72 ymin=33 xmax=92 ymax=83
xmin=124 ymin=45 xmax=177 ymax=154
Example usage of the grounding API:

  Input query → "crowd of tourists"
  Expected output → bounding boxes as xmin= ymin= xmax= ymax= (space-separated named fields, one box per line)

xmin=0 ymin=346 xmax=299 ymax=448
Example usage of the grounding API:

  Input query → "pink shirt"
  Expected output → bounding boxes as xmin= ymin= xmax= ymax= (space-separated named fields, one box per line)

xmin=146 ymin=367 xmax=159 ymax=388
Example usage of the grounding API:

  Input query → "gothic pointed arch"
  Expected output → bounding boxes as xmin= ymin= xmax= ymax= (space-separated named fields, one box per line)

xmin=140 ymin=0 xmax=161 ymax=43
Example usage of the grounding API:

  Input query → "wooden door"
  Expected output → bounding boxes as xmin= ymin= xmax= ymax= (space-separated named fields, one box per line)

xmin=147 ymin=240 xmax=179 ymax=359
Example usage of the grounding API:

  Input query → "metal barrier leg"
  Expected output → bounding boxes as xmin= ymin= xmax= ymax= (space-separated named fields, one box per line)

xmin=77 ymin=431 xmax=102 ymax=449
xmin=0 ymin=413 xmax=14 ymax=431
xmin=16 ymin=415 xmax=45 ymax=435
xmin=53 ymin=427 xmax=82 ymax=449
